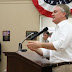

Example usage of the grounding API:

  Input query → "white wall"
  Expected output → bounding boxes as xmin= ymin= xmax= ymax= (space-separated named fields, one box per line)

xmin=0 ymin=1 xmax=40 ymax=72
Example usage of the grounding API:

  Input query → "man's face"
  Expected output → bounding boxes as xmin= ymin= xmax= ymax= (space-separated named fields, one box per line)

xmin=52 ymin=6 xmax=66 ymax=24
xmin=43 ymin=33 xmax=48 ymax=40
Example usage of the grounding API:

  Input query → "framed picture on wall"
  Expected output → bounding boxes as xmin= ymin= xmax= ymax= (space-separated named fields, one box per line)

xmin=3 ymin=31 xmax=10 ymax=41
xmin=26 ymin=31 xmax=38 ymax=40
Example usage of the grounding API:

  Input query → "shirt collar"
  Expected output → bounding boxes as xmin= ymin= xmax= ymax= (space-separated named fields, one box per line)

xmin=55 ymin=20 xmax=68 ymax=31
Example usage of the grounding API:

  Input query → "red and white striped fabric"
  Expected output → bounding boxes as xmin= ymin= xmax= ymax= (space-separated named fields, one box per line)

xmin=32 ymin=0 xmax=72 ymax=17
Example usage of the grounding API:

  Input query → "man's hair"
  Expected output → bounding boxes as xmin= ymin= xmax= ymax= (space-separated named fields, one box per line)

xmin=43 ymin=31 xmax=49 ymax=35
xmin=57 ymin=4 xmax=70 ymax=19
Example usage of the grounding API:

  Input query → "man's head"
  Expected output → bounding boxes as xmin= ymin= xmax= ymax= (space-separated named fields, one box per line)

xmin=52 ymin=4 xmax=70 ymax=24
xmin=43 ymin=31 xmax=49 ymax=40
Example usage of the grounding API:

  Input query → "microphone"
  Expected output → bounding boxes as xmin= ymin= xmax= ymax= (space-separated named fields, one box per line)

xmin=18 ymin=32 xmax=35 ymax=52
xmin=30 ymin=27 xmax=48 ymax=40
xmin=22 ymin=33 xmax=34 ymax=44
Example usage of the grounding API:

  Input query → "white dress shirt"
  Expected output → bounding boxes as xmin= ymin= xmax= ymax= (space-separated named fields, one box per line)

xmin=42 ymin=37 xmax=49 ymax=43
xmin=42 ymin=20 xmax=72 ymax=63
xmin=41 ymin=37 xmax=50 ymax=58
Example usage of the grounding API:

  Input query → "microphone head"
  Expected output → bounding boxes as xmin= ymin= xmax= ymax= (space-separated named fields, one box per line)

xmin=43 ymin=27 xmax=48 ymax=32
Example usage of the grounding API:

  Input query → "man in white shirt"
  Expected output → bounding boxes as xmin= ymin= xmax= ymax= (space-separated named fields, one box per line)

xmin=27 ymin=4 xmax=72 ymax=72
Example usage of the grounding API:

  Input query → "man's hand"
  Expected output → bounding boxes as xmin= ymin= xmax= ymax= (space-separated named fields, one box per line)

xmin=27 ymin=41 xmax=42 ymax=50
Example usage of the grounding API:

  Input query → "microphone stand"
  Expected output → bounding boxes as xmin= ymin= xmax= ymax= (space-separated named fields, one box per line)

xmin=18 ymin=33 xmax=34 ymax=52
